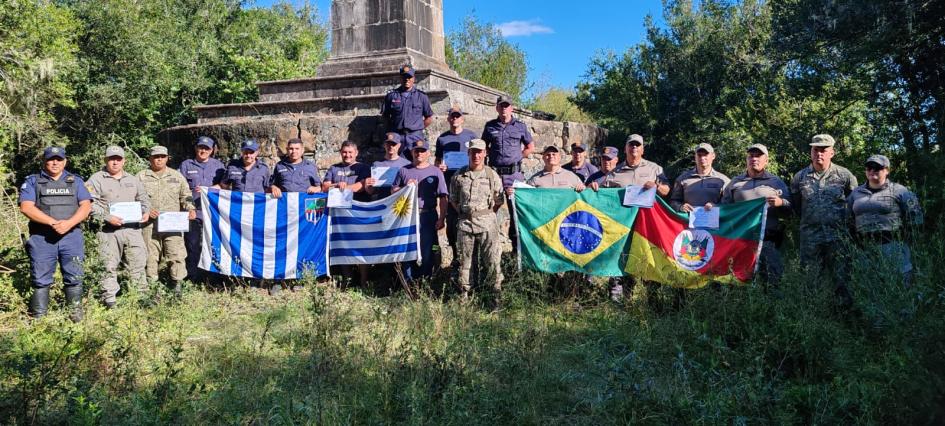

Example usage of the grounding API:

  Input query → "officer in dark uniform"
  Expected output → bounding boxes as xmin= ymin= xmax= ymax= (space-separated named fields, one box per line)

xmin=179 ymin=136 xmax=225 ymax=281
xmin=481 ymin=95 xmax=535 ymax=251
xmin=381 ymin=64 xmax=434 ymax=160
xmin=18 ymin=147 xmax=92 ymax=321
xmin=221 ymin=139 xmax=271 ymax=193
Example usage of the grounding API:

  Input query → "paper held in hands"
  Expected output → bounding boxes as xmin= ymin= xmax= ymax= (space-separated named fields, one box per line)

xmin=622 ymin=185 xmax=656 ymax=208
xmin=688 ymin=206 xmax=720 ymax=229
xmin=157 ymin=211 xmax=190 ymax=232
xmin=371 ymin=166 xmax=399 ymax=187
xmin=327 ymin=188 xmax=353 ymax=208
xmin=109 ymin=202 xmax=142 ymax=223
xmin=443 ymin=151 xmax=468 ymax=170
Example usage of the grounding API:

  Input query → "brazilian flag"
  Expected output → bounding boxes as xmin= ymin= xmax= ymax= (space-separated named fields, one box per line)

xmin=514 ymin=188 xmax=638 ymax=276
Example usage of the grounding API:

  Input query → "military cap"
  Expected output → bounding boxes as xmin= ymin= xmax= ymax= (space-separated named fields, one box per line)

xmin=695 ymin=143 xmax=714 ymax=154
xmin=43 ymin=146 xmax=66 ymax=160
xmin=196 ymin=136 xmax=215 ymax=148
xmin=239 ymin=139 xmax=259 ymax=152
xmin=542 ymin=145 xmax=560 ymax=154
xmin=149 ymin=146 xmax=169 ymax=157
xmin=399 ymin=64 xmax=415 ymax=77
xmin=467 ymin=139 xmax=486 ymax=150
xmin=571 ymin=142 xmax=588 ymax=152
xmin=409 ymin=138 xmax=430 ymax=151
xmin=105 ymin=145 xmax=125 ymax=158
xmin=496 ymin=95 xmax=513 ymax=106
xmin=626 ymin=134 xmax=645 ymax=146
xmin=446 ymin=106 xmax=465 ymax=116
xmin=602 ymin=146 xmax=619 ymax=159
xmin=810 ymin=134 xmax=836 ymax=147
xmin=865 ymin=154 xmax=890 ymax=169
xmin=384 ymin=132 xmax=403 ymax=145
xmin=746 ymin=143 xmax=768 ymax=155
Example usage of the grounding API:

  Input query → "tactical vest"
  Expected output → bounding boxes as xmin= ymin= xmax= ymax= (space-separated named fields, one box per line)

xmin=32 ymin=174 xmax=79 ymax=232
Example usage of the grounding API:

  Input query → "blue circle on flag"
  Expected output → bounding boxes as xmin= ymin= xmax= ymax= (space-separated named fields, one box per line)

xmin=559 ymin=211 xmax=604 ymax=255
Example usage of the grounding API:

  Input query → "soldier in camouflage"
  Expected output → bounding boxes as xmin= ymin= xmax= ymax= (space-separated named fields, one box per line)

xmin=790 ymin=134 xmax=858 ymax=306
xmin=449 ymin=138 xmax=505 ymax=305
xmin=847 ymin=154 xmax=923 ymax=286
xmin=137 ymin=146 xmax=196 ymax=298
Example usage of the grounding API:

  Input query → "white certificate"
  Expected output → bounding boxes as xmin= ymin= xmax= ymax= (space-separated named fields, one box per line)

xmin=109 ymin=202 xmax=142 ymax=223
xmin=443 ymin=151 xmax=469 ymax=170
xmin=622 ymin=185 xmax=656 ymax=208
xmin=371 ymin=166 xmax=399 ymax=187
xmin=157 ymin=211 xmax=190 ymax=233
xmin=327 ymin=188 xmax=353 ymax=208
xmin=688 ymin=206 xmax=720 ymax=229
xmin=512 ymin=181 xmax=534 ymax=189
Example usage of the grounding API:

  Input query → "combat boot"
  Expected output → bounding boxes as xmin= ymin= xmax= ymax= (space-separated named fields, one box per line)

xmin=63 ymin=285 xmax=84 ymax=323
xmin=29 ymin=287 xmax=50 ymax=319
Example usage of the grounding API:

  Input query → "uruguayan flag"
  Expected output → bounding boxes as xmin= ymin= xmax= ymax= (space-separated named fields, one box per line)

xmin=329 ymin=185 xmax=420 ymax=265
xmin=199 ymin=188 xmax=328 ymax=279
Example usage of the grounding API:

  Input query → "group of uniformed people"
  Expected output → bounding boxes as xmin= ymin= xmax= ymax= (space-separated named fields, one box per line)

xmin=18 ymin=64 xmax=924 ymax=320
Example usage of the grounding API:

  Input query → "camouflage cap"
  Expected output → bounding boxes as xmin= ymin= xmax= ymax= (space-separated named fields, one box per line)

xmin=467 ymin=139 xmax=486 ymax=150
xmin=746 ymin=144 xmax=768 ymax=155
xmin=43 ymin=146 xmax=66 ymax=160
xmin=601 ymin=146 xmax=619 ymax=159
xmin=149 ymin=145 xmax=169 ymax=157
xmin=695 ymin=143 xmax=714 ymax=154
xmin=105 ymin=145 xmax=125 ymax=158
xmin=865 ymin=154 xmax=890 ymax=169
xmin=496 ymin=95 xmax=513 ymax=106
xmin=626 ymin=134 xmax=645 ymax=146
xmin=810 ymin=134 xmax=836 ymax=147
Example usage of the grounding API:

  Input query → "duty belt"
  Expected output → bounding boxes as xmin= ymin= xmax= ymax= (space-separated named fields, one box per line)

xmin=493 ymin=163 xmax=521 ymax=175
xmin=460 ymin=209 xmax=493 ymax=220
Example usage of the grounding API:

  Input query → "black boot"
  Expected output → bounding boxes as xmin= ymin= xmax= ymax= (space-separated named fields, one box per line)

xmin=29 ymin=287 xmax=50 ymax=319
xmin=64 ymin=285 xmax=84 ymax=323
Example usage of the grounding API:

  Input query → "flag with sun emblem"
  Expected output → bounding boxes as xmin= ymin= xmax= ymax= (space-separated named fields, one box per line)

xmin=514 ymin=188 xmax=638 ymax=276
xmin=626 ymin=197 xmax=767 ymax=288
xmin=328 ymin=185 xmax=420 ymax=265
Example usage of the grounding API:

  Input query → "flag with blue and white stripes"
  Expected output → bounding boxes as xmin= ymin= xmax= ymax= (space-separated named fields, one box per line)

xmin=198 ymin=188 xmax=328 ymax=279
xmin=329 ymin=185 xmax=420 ymax=265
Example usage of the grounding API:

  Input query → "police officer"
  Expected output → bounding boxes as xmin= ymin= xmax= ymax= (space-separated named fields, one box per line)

xmin=179 ymin=136 xmax=225 ymax=281
xmin=19 ymin=147 xmax=92 ymax=321
xmin=137 ymin=146 xmax=195 ymax=298
xmin=435 ymin=106 xmax=477 ymax=259
xmin=721 ymin=144 xmax=792 ymax=287
xmin=669 ymin=143 xmax=730 ymax=212
xmin=393 ymin=139 xmax=448 ymax=282
xmin=563 ymin=142 xmax=599 ymax=182
xmin=481 ymin=95 xmax=535 ymax=250
xmin=86 ymin=146 xmax=152 ymax=307
xmin=790 ymin=134 xmax=858 ymax=307
xmin=585 ymin=146 xmax=620 ymax=186
xmin=221 ymin=139 xmax=271 ymax=193
xmin=366 ymin=132 xmax=411 ymax=200
xmin=321 ymin=141 xmax=371 ymax=202
xmin=847 ymin=155 xmax=923 ymax=286
xmin=525 ymin=145 xmax=586 ymax=190
xmin=449 ymin=139 xmax=505 ymax=305
xmin=269 ymin=137 xmax=321 ymax=294
xmin=381 ymin=64 xmax=434 ymax=159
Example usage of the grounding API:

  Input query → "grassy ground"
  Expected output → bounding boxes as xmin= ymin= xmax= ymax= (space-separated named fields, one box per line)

xmin=1 ymin=234 xmax=944 ymax=425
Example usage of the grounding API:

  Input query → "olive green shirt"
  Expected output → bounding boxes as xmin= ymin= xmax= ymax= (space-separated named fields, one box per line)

xmin=449 ymin=166 xmax=504 ymax=234
xmin=137 ymin=168 xmax=195 ymax=213
xmin=790 ymin=163 xmax=858 ymax=244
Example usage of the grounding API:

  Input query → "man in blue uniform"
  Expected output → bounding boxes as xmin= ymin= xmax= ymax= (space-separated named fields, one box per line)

xmin=381 ymin=64 xmax=434 ymax=160
xmin=19 ymin=147 xmax=92 ymax=321
xmin=365 ymin=132 xmax=411 ymax=200
xmin=435 ymin=106 xmax=477 ymax=260
xmin=179 ymin=136 xmax=225 ymax=280
xmin=221 ymin=139 xmax=271 ymax=193
xmin=563 ymin=142 xmax=599 ymax=182
xmin=322 ymin=141 xmax=371 ymax=202
xmin=481 ymin=95 xmax=534 ymax=250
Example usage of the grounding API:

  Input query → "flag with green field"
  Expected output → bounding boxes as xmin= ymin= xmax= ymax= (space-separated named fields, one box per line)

xmin=515 ymin=188 xmax=638 ymax=276
xmin=626 ymin=197 xmax=767 ymax=288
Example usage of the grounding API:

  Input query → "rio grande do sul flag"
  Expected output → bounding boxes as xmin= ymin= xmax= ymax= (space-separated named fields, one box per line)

xmin=515 ymin=188 xmax=638 ymax=276
xmin=626 ymin=197 xmax=767 ymax=288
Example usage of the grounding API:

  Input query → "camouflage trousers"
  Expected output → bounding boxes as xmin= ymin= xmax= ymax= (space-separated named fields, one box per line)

xmin=142 ymin=224 xmax=187 ymax=283
xmin=456 ymin=224 xmax=503 ymax=294
xmin=97 ymin=227 xmax=148 ymax=304
xmin=800 ymin=238 xmax=853 ymax=305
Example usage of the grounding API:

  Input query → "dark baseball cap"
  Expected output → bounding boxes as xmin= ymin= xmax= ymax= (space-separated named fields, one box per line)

xmin=196 ymin=136 xmax=215 ymax=148
xmin=865 ymin=154 xmax=890 ymax=169
xmin=601 ymin=146 xmax=619 ymax=159
xmin=410 ymin=139 xmax=430 ymax=151
xmin=241 ymin=139 xmax=259 ymax=152
xmin=571 ymin=142 xmax=588 ymax=152
xmin=496 ymin=95 xmax=513 ymax=106
xmin=446 ymin=106 xmax=465 ymax=116
xmin=384 ymin=132 xmax=403 ymax=145
xmin=400 ymin=64 xmax=415 ymax=77
xmin=43 ymin=146 xmax=66 ymax=160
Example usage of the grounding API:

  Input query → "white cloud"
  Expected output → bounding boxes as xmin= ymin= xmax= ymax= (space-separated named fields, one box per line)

xmin=496 ymin=20 xmax=554 ymax=37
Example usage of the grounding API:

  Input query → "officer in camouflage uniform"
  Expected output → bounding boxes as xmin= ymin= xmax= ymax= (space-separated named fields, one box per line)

xmin=449 ymin=139 xmax=505 ymax=303
xmin=847 ymin=154 xmax=923 ymax=286
xmin=86 ymin=146 xmax=152 ymax=307
xmin=137 ymin=146 xmax=195 ymax=297
xmin=790 ymin=134 xmax=858 ymax=306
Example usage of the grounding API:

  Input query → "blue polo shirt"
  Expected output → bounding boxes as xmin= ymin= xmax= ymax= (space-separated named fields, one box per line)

xmin=271 ymin=159 xmax=321 ymax=193
xmin=435 ymin=128 xmax=477 ymax=182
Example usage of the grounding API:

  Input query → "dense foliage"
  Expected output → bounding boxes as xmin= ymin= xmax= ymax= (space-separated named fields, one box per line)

xmin=446 ymin=15 xmax=530 ymax=103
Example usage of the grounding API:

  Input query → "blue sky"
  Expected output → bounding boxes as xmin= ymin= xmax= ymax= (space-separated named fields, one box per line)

xmin=252 ymin=0 xmax=666 ymax=98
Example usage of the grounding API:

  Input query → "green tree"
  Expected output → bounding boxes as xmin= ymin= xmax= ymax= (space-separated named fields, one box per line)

xmin=446 ymin=15 xmax=529 ymax=102
xmin=526 ymin=87 xmax=593 ymax=123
